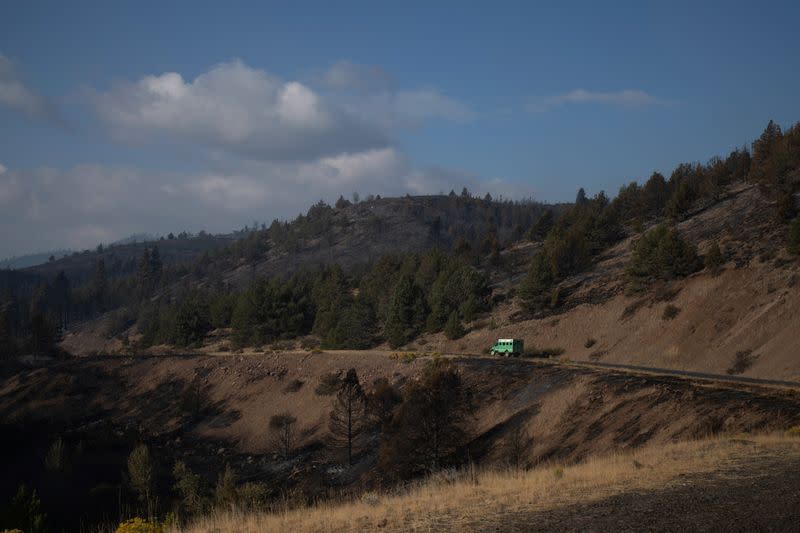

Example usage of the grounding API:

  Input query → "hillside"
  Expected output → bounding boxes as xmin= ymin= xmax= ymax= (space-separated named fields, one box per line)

xmin=184 ymin=434 xmax=800 ymax=532
xmin=2 ymin=351 xmax=799 ymax=529
xmin=421 ymin=182 xmax=800 ymax=382
xmin=57 ymin=180 xmax=800 ymax=382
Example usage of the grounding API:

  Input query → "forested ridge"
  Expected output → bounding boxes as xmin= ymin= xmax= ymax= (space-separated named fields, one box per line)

xmin=2 ymin=120 xmax=800 ymax=357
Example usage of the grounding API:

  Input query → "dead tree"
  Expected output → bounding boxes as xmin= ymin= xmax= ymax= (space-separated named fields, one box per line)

xmin=329 ymin=368 xmax=367 ymax=465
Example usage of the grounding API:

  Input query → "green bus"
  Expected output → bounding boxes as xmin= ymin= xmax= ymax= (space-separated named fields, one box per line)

xmin=490 ymin=338 xmax=524 ymax=357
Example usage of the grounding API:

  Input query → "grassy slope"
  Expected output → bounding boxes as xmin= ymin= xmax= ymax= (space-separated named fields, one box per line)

xmin=180 ymin=434 xmax=800 ymax=532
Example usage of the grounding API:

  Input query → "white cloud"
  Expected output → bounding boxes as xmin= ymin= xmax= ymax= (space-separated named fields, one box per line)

xmin=86 ymin=58 xmax=474 ymax=162
xmin=88 ymin=59 xmax=388 ymax=161
xmin=528 ymin=89 xmax=663 ymax=112
xmin=0 ymin=54 xmax=62 ymax=124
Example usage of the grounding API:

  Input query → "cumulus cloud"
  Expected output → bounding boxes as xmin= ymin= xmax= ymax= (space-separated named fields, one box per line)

xmin=88 ymin=59 xmax=388 ymax=161
xmin=528 ymin=89 xmax=662 ymax=112
xmin=0 ymin=54 xmax=63 ymax=124
xmin=87 ymin=59 xmax=473 ymax=161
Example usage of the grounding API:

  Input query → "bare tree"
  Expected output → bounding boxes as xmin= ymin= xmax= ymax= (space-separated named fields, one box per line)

xmin=269 ymin=413 xmax=297 ymax=459
xmin=329 ymin=368 xmax=367 ymax=465
xmin=504 ymin=423 xmax=532 ymax=470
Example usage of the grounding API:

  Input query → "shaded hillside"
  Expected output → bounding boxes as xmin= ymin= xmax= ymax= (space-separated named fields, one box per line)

xmin=186 ymin=194 xmax=556 ymax=289
xmin=1 ymin=352 xmax=798 ymax=529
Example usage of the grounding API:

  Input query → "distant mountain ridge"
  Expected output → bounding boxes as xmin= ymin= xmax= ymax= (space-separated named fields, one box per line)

xmin=0 ymin=250 xmax=73 ymax=270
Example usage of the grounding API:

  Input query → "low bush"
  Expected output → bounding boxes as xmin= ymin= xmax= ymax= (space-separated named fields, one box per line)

xmin=704 ymin=241 xmax=725 ymax=273
xmin=115 ymin=518 xmax=164 ymax=533
xmin=584 ymin=338 xmax=596 ymax=348
xmin=662 ymin=305 xmax=680 ymax=320
xmin=314 ymin=372 xmax=342 ymax=395
xmin=284 ymin=379 xmax=304 ymax=393
xmin=789 ymin=217 xmax=800 ymax=255
xmin=727 ymin=350 xmax=757 ymax=375
xmin=523 ymin=346 xmax=565 ymax=358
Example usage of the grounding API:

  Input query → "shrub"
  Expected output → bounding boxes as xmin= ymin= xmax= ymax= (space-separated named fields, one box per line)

xmin=727 ymin=350 xmax=757 ymax=375
xmin=788 ymin=216 xmax=800 ymax=255
xmin=662 ymin=304 xmax=680 ymax=320
xmin=127 ymin=444 xmax=155 ymax=508
xmin=315 ymin=372 xmax=342 ymax=396
xmin=237 ymin=482 xmax=269 ymax=511
xmin=2 ymin=485 xmax=46 ymax=533
xmin=584 ymin=338 xmax=596 ymax=349
xmin=284 ymin=379 xmax=304 ymax=393
xmin=523 ymin=346 xmax=565 ymax=358
xmin=786 ymin=426 xmax=800 ymax=438
xmin=115 ymin=517 xmax=164 ymax=533
xmin=214 ymin=464 xmax=238 ymax=510
xmin=173 ymin=460 xmax=205 ymax=517
xmin=704 ymin=241 xmax=725 ymax=273
xmin=44 ymin=437 xmax=67 ymax=472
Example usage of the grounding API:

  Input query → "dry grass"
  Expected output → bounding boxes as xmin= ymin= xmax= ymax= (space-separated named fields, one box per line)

xmin=178 ymin=434 xmax=800 ymax=533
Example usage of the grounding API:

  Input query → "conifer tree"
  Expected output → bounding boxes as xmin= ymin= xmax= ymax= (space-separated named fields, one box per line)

xmin=329 ymin=368 xmax=367 ymax=465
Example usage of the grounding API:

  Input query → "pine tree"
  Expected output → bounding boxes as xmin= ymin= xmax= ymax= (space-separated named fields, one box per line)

xmin=329 ymin=368 xmax=367 ymax=465
xmin=385 ymin=274 xmax=425 ymax=347
xmin=92 ymin=259 xmax=108 ymax=312
xmin=518 ymin=252 xmax=554 ymax=311
xmin=443 ymin=311 xmax=465 ymax=340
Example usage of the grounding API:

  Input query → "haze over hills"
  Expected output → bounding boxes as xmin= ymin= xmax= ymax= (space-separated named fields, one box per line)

xmin=0 ymin=250 xmax=72 ymax=270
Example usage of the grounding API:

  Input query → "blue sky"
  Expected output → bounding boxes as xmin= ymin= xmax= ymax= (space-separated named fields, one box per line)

xmin=1 ymin=1 xmax=799 ymax=257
